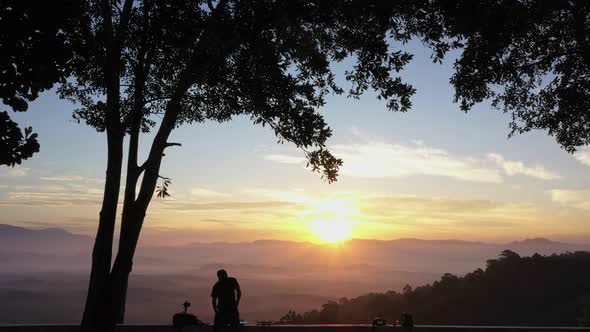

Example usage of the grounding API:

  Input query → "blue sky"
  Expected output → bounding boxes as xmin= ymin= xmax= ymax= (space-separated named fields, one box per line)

xmin=2 ymin=40 xmax=589 ymax=245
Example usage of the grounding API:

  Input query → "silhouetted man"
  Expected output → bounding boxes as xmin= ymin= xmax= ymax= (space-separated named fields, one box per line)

xmin=212 ymin=269 xmax=241 ymax=332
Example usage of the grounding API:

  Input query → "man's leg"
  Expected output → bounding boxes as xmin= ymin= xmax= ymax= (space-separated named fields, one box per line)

xmin=230 ymin=309 xmax=240 ymax=331
xmin=214 ymin=312 xmax=225 ymax=332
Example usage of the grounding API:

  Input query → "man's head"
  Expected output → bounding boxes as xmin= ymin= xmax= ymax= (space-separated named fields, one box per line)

xmin=217 ymin=269 xmax=228 ymax=280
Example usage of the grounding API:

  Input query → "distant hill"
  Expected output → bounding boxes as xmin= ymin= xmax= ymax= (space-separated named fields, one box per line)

xmin=508 ymin=237 xmax=558 ymax=246
xmin=0 ymin=224 xmax=92 ymax=253
xmin=1 ymin=223 xmax=589 ymax=274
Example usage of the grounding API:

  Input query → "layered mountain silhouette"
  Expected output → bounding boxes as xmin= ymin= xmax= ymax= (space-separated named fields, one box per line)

xmin=1 ymin=224 xmax=589 ymax=274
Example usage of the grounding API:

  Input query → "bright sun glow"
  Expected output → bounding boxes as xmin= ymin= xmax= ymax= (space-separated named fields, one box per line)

xmin=299 ymin=197 xmax=359 ymax=243
xmin=310 ymin=218 xmax=353 ymax=243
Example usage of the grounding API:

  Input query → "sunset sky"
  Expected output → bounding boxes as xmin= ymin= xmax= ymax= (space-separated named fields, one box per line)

xmin=2 ymin=41 xmax=590 ymax=245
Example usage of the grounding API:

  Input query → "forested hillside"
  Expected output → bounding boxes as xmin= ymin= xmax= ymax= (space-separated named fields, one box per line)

xmin=279 ymin=251 xmax=590 ymax=327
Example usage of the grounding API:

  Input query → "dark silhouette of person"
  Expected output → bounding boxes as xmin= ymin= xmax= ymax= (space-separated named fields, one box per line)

xmin=211 ymin=269 xmax=241 ymax=332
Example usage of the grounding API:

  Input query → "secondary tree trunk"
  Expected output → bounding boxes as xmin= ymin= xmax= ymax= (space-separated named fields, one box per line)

xmin=109 ymin=92 xmax=186 ymax=324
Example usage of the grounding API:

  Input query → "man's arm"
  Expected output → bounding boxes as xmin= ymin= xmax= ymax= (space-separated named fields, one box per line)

xmin=235 ymin=281 xmax=242 ymax=306
xmin=211 ymin=283 xmax=218 ymax=313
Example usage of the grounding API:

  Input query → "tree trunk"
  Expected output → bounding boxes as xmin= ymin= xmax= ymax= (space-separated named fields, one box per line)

xmin=80 ymin=79 xmax=124 ymax=332
xmin=109 ymin=208 xmax=146 ymax=327
xmin=80 ymin=115 xmax=124 ymax=332
xmin=109 ymin=96 xmax=184 ymax=324
xmin=78 ymin=0 xmax=140 ymax=330
xmin=113 ymin=129 xmax=142 ymax=324
xmin=80 ymin=1 xmax=126 ymax=329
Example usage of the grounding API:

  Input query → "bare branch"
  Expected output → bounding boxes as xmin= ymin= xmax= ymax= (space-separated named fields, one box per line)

xmin=164 ymin=142 xmax=182 ymax=148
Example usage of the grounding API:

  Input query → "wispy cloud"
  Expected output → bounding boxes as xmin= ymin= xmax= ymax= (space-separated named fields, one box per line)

xmin=0 ymin=167 xmax=29 ymax=177
xmin=0 ymin=182 xmax=103 ymax=206
xmin=264 ymin=140 xmax=565 ymax=183
xmin=362 ymin=195 xmax=537 ymax=225
xmin=334 ymin=142 xmax=503 ymax=183
xmin=40 ymin=175 xmax=104 ymax=183
xmin=160 ymin=201 xmax=298 ymax=211
xmin=264 ymin=154 xmax=306 ymax=164
xmin=574 ymin=148 xmax=590 ymax=166
xmin=487 ymin=153 xmax=561 ymax=180
xmin=1 ymin=191 xmax=102 ymax=206
xmin=190 ymin=187 xmax=230 ymax=198
xmin=548 ymin=189 xmax=590 ymax=210
xmin=265 ymin=141 xmax=503 ymax=183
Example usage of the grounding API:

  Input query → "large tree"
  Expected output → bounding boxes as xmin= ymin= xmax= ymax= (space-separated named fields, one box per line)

xmin=56 ymin=1 xmax=448 ymax=331
xmin=438 ymin=0 xmax=590 ymax=152
xmin=66 ymin=1 xmax=590 ymax=330
xmin=0 ymin=0 xmax=80 ymax=166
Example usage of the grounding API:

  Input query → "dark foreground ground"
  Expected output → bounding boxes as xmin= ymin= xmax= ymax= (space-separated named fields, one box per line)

xmin=1 ymin=325 xmax=590 ymax=332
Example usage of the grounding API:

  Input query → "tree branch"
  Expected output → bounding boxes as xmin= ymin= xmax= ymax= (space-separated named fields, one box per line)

xmin=164 ymin=142 xmax=182 ymax=148
xmin=511 ymin=51 xmax=577 ymax=71
xmin=114 ymin=0 xmax=134 ymax=46
xmin=143 ymin=96 xmax=173 ymax=105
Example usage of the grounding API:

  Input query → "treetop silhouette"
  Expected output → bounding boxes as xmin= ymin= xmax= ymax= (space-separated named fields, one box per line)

xmin=0 ymin=0 xmax=79 ymax=166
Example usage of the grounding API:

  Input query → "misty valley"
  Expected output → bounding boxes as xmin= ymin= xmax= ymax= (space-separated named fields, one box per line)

xmin=1 ymin=224 xmax=589 ymax=326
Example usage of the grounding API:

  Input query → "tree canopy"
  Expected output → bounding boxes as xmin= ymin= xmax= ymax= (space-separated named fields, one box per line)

xmin=439 ymin=0 xmax=590 ymax=152
xmin=0 ymin=0 xmax=79 ymax=166
xmin=62 ymin=0 xmax=451 ymax=182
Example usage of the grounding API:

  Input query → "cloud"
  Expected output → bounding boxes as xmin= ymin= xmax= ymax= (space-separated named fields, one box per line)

xmin=487 ymin=153 xmax=561 ymax=180
xmin=265 ymin=142 xmax=502 ymax=183
xmin=548 ymin=189 xmax=590 ymax=210
xmin=264 ymin=154 xmax=306 ymax=164
xmin=264 ymin=141 xmax=564 ymax=183
xmin=40 ymin=175 xmax=104 ymax=183
xmin=574 ymin=148 xmax=590 ymax=166
xmin=1 ymin=191 xmax=102 ymax=206
xmin=0 ymin=183 xmax=103 ymax=207
xmin=239 ymin=189 xmax=535 ymax=233
xmin=160 ymin=201 xmax=298 ymax=211
xmin=0 ymin=167 xmax=29 ymax=177
xmin=333 ymin=142 xmax=502 ymax=183
xmin=362 ymin=195 xmax=536 ymax=225
xmin=200 ymin=218 xmax=237 ymax=225
xmin=190 ymin=187 xmax=230 ymax=198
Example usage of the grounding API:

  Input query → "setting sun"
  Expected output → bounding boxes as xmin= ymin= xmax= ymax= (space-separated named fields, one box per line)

xmin=309 ymin=218 xmax=353 ymax=243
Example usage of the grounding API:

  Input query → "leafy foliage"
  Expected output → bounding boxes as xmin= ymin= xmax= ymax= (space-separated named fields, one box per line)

xmin=0 ymin=111 xmax=39 ymax=166
xmin=437 ymin=0 xmax=590 ymax=152
xmin=60 ymin=0 xmax=451 ymax=183
xmin=280 ymin=251 xmax=590 ymax=326
xmin=0 ymin=0 xmax=80 ymax=165
xmin=155 ymin=176 xmax=171 ymax=198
